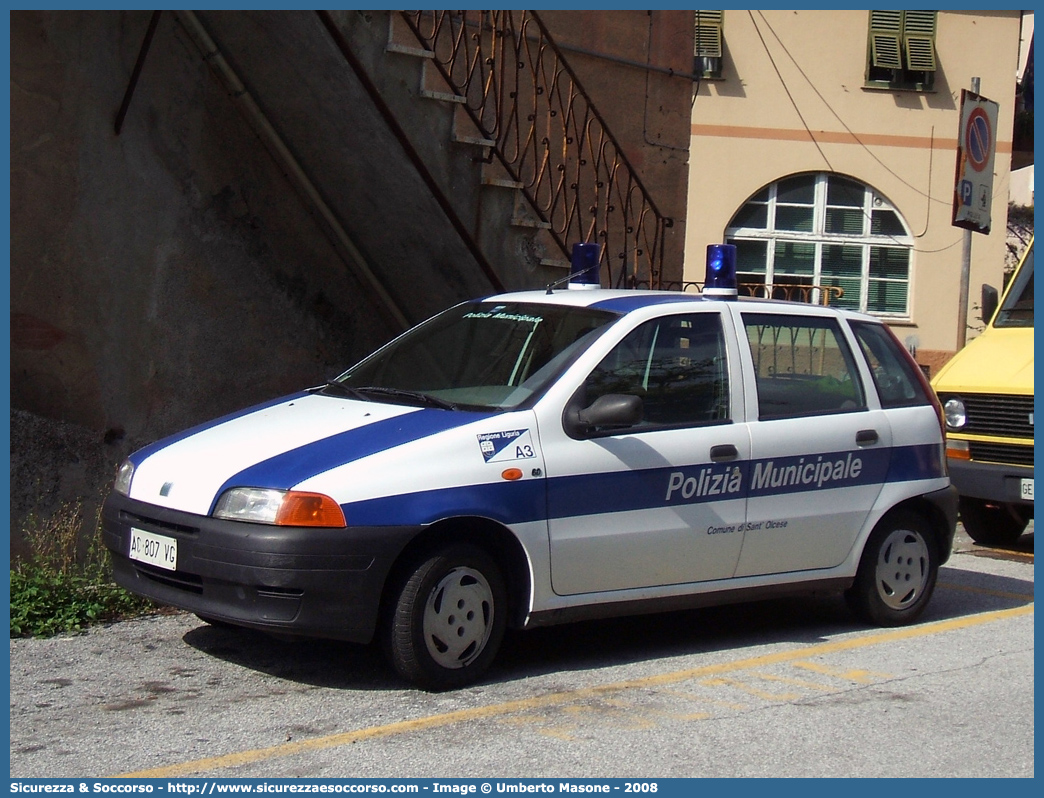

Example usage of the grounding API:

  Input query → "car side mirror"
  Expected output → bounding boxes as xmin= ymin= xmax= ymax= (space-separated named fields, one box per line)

xmin=566 ymin=393 xmax=643 ymax=437
xmin=980 ymin=283 xmax=999 ymax=326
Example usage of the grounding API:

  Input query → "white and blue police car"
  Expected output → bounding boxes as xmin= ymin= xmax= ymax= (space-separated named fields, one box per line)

xmin=103 ymin=244 xmax=957 ymax=690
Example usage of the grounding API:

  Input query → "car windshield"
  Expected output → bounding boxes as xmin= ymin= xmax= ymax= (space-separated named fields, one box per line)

xmin=332 ymin=301 xmax=619 ymax=410
xmin=994 ymin=244 xmax=1033 ymax=328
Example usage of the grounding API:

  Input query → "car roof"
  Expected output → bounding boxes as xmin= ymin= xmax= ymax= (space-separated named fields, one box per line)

xmin=478 ymin=288 xmax=876 ymax=322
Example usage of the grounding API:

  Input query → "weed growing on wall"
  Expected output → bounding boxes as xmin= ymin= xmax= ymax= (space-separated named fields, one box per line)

xmin=10 ymin=502 xmax=153 ymax=637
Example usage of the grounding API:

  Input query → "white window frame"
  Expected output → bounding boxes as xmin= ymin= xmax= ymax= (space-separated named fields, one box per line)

xmin=726 ymin=173 xmax=914 ymax=320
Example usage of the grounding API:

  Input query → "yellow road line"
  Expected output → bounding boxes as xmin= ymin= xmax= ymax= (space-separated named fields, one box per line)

xmin=115 ymin=604 xmax=1033 ymax=779
xmin=791 ymin=661 xmax=890 ymax=684
xmin=975 ymin=549 xmax=1034 ymax=562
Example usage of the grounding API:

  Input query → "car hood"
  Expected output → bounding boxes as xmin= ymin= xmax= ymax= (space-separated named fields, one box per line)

xmin=932 ymin=327 xmax=1034 ymax=395
xmin=125 ymin=392 xmax=490 ymax=515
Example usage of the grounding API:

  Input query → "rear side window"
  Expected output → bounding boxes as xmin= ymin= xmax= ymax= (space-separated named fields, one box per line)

xmin=849 ymin=321 xmax=931 ymax=408
xmin=743 ymin=313 xmax=866 ymax=419
xmin=583 ymin=313 xmax=729 ymax=428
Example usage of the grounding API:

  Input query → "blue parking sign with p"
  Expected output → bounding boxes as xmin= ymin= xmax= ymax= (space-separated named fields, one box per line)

xmin=959 ymin=180 xmax=973 ymax=207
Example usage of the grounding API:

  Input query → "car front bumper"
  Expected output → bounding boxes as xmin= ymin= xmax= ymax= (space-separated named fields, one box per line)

xmin=101 ymin=492 xmax=418 ymax=643
xmin=947 ymin=458 xmax=1034 ymax=508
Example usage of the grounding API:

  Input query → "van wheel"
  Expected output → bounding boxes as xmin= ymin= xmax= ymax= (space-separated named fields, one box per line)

xmin=387 ymin=544 xmax=506 ymax=691
xmin=959 ymin=497 xmax=1028 ymax=547
xmin=846 ymin=511 xmax=938 ymax=627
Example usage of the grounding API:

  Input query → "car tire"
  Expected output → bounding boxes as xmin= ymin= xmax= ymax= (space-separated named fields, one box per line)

xmin=845 ymin=510 xmax=938 ymax=627
xmin=387 ymin=544 xmax=507 ymax=691
xmin=958 ymin=497 xmax=1028 ymax=547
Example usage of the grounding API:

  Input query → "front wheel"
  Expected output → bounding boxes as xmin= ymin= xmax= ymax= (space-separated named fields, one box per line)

xmin=959 ymin=497 xmax=1029 ymax=547
xmin=846 ymin=511 xmax=939 ymax=627
xmin=387 ymin=544 xmax=507 ymax=691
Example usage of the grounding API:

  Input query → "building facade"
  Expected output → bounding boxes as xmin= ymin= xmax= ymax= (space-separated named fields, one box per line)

xmin=684 ymin=10 xmax=1027 ymax=375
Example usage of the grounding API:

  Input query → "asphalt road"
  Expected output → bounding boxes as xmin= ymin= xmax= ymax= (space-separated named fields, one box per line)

xmin=9 ymin=529 xmax=1034 ymax=779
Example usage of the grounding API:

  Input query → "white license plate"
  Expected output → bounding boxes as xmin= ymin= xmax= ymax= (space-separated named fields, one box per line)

xmin=129 ymin=528 xmax=178 ymax=571
xmin=1021 ymin=479 xmax=1034 ymax=501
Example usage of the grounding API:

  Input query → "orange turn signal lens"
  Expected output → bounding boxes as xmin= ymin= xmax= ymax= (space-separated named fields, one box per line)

xmin=501 ymin=468 xmax=524 ymax=481
xmin=275 ymin=492 xmax=347 ymax=527
xmin=946 ymin=439 xmax=971 ymax=461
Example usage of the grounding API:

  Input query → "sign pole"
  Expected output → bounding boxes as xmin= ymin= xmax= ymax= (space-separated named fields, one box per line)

xmin=956 ymin=77 xmax=980 ymax=351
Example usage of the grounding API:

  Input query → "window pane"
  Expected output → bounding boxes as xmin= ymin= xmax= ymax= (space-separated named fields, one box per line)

xmin=743 ymin=313 xmax=866 ymax=419
xmin=827 ymin=176 xmax=864 ymax=207
xmin=867 ymin=280 xmax=908 ymax=314
xmin=731 ymin=239 xmax=768 ymax=273
xmin=584 ymin=314 xmax=729 ymax=428
xmin=774 ymin=241 xmax=815 ymax=275
xmin=850 ymin=321 xmax=930 ymax=407
xmin=731 ymin=203 xmax=768 ymax=229
xmin=870 ymin=247 xmax=909 ymax=280
xmin=821 ymin=244 xmax=861 ymax=277
xmin=995 ymin=245 xmax=1033 ymax=328
xmin=871 ymin=208 xmax=906 ymax=237
xmin=825 ymin=207 xmax=865 ymax=235
xmin=776 ymin=174 xmax=815 ymax=204
xmin=775 ymin=206 xmax=814 ymax=232
xmin=821 ymin=244 xmax=863 ymax=310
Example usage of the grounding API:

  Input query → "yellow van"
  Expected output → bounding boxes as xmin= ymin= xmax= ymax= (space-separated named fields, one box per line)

xmin=932 ymin=238 xmax=1034 ymax=546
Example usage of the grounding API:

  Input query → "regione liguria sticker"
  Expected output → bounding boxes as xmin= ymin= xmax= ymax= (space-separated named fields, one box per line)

xmin=477 ymin=429 xmax=536 ymax=463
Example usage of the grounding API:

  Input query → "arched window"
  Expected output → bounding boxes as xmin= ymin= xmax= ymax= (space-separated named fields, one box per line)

xmin=726 ymin=173 xmax=913 ymax=317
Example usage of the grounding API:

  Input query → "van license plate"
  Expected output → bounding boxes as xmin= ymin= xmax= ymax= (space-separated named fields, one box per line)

xmin=1020 ymin=479 xmax=1034 ymax=501
xmin=129 ymin=528 xmax=178 ymax=571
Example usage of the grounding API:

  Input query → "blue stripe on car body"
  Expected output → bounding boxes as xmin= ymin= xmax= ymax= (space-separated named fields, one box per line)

xmin=129 ymin=392 xmax=311 ymax=467
xmin=211 ymin=407 xmax=493 ymax=510
xmin=339 ymin=443 xmax=946 ymax=528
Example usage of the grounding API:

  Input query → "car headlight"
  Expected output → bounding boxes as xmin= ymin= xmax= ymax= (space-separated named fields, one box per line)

xmin=943 ymin=397 xmax=967 ymax=430
xmin=114 ymin=459 xmax=135 ymax=495
xmin=213 ymin=487 xmax=346 ymax=527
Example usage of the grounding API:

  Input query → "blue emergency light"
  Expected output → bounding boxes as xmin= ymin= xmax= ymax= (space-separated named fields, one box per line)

xmin=568 ymin=242 xmax=601 ymax=290
xmin=704 ymin=243 xmax=738 ymax=300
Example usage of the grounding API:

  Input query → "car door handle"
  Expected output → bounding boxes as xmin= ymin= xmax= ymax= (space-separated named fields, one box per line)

xmin=856 ymin=429 xmax=879 ymax=446
xmin=710 ymin=444 xmax=739 ymax=462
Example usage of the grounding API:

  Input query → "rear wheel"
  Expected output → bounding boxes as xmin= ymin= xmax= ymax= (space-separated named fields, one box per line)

xmin=387 ymin=544 xmax=507 ymax=691
xmin=846 ymin=511 xmax=938 ymax=627
xmin=959 ymin=497 xmax=1029 ymax=547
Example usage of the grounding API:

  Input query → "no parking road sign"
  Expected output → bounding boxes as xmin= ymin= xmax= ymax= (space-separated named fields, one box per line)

xmin=952 ymin=89 xmax=999 ymax=234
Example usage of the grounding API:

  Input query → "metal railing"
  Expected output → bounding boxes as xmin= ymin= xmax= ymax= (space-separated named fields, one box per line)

xmin=399 ymin=10 xmax=672 ymax=289
xmin=632 ymin=280 xmax=847 ymax=306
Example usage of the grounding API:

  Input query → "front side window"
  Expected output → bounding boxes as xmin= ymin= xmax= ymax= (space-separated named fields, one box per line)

xmin=583 ymin=313 xmax=729 ymax=428
xmin=744 ymin=313 xmax=865 ymax=420
xmin=337 ymin=302 xmax=618 ymax=410
xmin=727 ymin=173 xmax=913 ymax=318
xmin=994 ymin=244 xmax=1033 ymax=329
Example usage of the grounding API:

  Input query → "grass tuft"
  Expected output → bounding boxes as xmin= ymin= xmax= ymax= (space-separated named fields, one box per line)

xmin=10 ymin=501 xmax=153 ymax=638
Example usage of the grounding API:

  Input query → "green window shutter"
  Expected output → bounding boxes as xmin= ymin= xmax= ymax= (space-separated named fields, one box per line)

xmin=869 ymin=10 xmax=903 ymax=70
xmin=903 ymin=11 xmax=937 ymax=71
xmin=694 ymin=10 xmax=724 ymax=58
